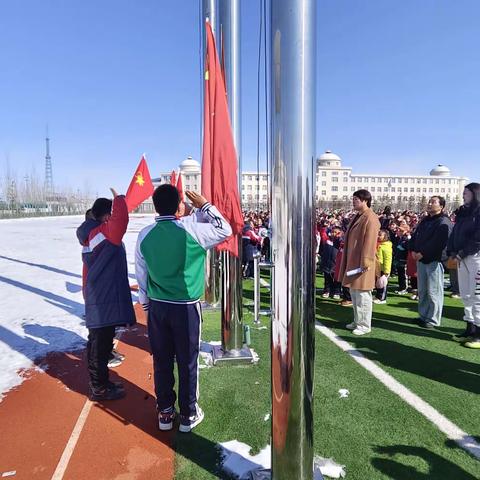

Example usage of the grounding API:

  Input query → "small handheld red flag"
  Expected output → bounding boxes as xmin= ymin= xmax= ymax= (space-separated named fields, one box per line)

xmin=170 ymin=170 xmax=177 ymax=186
xmin=201 ymin=22 xmax=243 ymax=256
xmin=176 ymin=173 xmax=185 ymax=201
xmin=125 ymin=155 xmax=154 ymax=213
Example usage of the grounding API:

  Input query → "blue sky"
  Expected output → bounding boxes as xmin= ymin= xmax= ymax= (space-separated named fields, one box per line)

xmin=0 ymin=0 xmax=479 ymax=196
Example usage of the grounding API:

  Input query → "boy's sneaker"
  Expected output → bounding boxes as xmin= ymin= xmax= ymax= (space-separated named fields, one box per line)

xmin=346 ymin=322 xmax=356 ymax=330
xmin=112 ymin=349 xmax=125 ymax=361
xmin=352 ymin=328 xmax=370 ymax=336
xmin=89 ymin=382 xmax=125 ymax=401
xmin=107 ymin=350 xmax=125 ymax=368
xmin=321 ymin=292 xmax=330 ymax=298
xmin=179 ymin=407 xmax=204 ymax=433
xmin=452 ymin=323 xmax=476 ymax=343
xmin=464 ymin=338 xmax=480 ymax=349
xmin=340 ymin=300 xmax=353 ymax=307
xmin=333 ymin=294 xmax=341 ymax=300
xmin=451 ymin=294 xmax=461 ymax=299
xmin=158 ymin=407 xmax=176 ymax=431
xmin=373 ymin=299 xmax=386 ymax=304
xmin=395 ymin=289 xmax=408 ymax=295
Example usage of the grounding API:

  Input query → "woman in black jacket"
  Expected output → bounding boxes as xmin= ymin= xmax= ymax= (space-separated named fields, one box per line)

xmin=447 ymin=183 xmax=480 ymax=347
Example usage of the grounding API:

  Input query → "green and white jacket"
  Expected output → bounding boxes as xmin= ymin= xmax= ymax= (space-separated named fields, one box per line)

xmin=135 ymin=202 xmax=232 ymax=306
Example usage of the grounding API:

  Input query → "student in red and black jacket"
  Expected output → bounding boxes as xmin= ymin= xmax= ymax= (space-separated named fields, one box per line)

xmin=76 ymin=188 xmax=135 ymax=401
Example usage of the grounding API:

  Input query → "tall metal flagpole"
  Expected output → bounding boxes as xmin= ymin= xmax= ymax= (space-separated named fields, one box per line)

xmin=202 ymin=0 xmax=221 ymax=308
xmin=213 ymin=0 xmax=253 ymax=363
xmin=270 ymin=0 xmax=316 ymax=478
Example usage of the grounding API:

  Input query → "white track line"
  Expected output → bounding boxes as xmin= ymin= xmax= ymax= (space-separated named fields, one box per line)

xmin=315 ymin=321 xmax=480 ymax=460
xmin=50 ymin=338 xmax=121 ymax=479
xmin=50 ymin=399 xmax=93 ymax=480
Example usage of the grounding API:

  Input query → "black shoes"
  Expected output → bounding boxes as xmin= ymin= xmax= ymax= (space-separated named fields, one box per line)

xmin=89 ymin=381 xmax=126 ymax=401
xmin=416 ymin=319 xmax=435 ymax=329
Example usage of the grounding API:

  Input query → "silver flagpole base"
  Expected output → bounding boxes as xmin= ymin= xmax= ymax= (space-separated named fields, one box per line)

xmin=211 ymin=345 xmax=255 ymax=365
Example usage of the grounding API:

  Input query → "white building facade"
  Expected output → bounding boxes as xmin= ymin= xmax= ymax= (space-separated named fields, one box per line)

xmin=315 ymin=150 xmax=468 ymax=208
xmin=151 ymin=156 xmax=270 ymax=210
xmin=143 ymin=152 xmax=468 ymax=212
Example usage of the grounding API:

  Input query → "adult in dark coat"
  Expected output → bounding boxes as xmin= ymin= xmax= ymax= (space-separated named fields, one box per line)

xmin=76 ymin=189 xmax=135 ymax=400
xmin=409 ymin=196 xmax=452 ymax=328
xmin=447 ymin=182 xmax=480 ymax=347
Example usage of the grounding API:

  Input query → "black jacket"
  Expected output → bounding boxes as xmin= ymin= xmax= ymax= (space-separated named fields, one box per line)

xmin=319 ymin=238 xmax=340 ymax=274
xmin=409 ymin=213 xmax=452 ymax=264
xmin=447 ymin=205 xmax=480 ymax=258
xmin=76 ymin=196 xmax=135 ymax=330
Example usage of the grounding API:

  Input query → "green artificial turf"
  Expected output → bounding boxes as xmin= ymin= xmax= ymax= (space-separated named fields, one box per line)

xmin=173 ymin=277 xmax=480 ymax=479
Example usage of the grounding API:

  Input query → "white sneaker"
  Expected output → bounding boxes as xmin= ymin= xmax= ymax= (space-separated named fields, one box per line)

xmin=352 ymin=328 xmax=370 ymax=336
xmin=333 ymin=294 xmax=341 ymax=300
xmin=373 ymin=299 xmax=387 ymax=304
xmin=346 ymin=322 xmax=356 ymax=330
xmin=395 ymin=289 xmax=408 ymax=295
xmin=179 ymin=407 xmax=204 ymax=433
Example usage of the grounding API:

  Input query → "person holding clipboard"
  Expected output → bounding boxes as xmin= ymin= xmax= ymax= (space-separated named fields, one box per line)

xmin=338 ymin=190 xmax=381 ymax=335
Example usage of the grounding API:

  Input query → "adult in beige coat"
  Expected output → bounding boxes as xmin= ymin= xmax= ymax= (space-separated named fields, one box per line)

xmin=338 ymin=190 xmax=380 ymax=335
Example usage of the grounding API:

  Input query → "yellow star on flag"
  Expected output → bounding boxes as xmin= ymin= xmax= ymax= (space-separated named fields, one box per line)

xmin=135 ymin=172 xmax=145 ymax=187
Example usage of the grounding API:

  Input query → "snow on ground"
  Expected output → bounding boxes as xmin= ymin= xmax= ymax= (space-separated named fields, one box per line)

xmin=0 ymin=213 xmax=155 ymax=400
xmin=219 ymin=440 xmax=345 ymax=479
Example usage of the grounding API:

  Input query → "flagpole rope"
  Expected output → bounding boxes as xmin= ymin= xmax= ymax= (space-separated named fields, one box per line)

xmin=256 ymin=0 xmax=263 ymax=213
xmin=263 ymin=0 xmax=270 ymax=214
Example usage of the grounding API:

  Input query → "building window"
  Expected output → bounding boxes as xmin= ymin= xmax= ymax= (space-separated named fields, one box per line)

xmin=322 ymin=181 xmax=326 ymax=186
xmin=321 ymin=190 xmax=326 ymax=196
xmin=371 ymin=187 xmax=376 ymax=192
xmin=343 ymin=171 xmax=349 ymax=176
xmin=410 ymin=188 xmax=415 ymax=192
xmin=429 ymin=188 xmax=433 ymax=193
xmin=322 ymin=171 xmax=327 ymax=177
xmin=343 ymin=186 xmax=348 ymax=192
xmin=371 ymin=178 xmax=376 ymax=183
xmin=384 ymin=187 xmax=388 ymax=192
xmin=332 ymin=186 xmax=338 ymax=192
xmin=332 ymin=171 xmax=338 ymax=175
xmin=332 ymin=177 xmax=338 ymax=183
xmin=404 ymin=187 xmax=408 ymax=192
xmin=247 ymin=185 xmax=252 ymax=191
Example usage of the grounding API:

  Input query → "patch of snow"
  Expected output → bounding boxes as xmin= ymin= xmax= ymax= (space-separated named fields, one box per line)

xmin=338 ymin=389 xmax=350 ymax=398
xmin=0 ymin=214 xmax=154 ymax=400
xmin=218 ymin=441 xmax=343 ymax=480
xmin=314 ymin=456 xmax=346 ymax=479
xmin=219 ymin=440 xmax=270 ymax=479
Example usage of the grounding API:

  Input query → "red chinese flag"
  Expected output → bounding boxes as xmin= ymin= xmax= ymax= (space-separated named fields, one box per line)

xmin=125 ymin=155 xmax=154 ymax=213
xmin=170 ymin=170 xmax=177 ymax=186
xmin=201 ymin=22 xmax=243 ymax=256
xmin=176 ymin=173 xmax=185 ymax=201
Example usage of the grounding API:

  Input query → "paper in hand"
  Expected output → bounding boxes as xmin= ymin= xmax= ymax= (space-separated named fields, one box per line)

xmin=346 ymin=267 xmax=363 ymax=277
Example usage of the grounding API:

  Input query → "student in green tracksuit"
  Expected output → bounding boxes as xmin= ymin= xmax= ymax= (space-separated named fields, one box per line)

xmin=135 ymin=185 xmax=232 ymax=432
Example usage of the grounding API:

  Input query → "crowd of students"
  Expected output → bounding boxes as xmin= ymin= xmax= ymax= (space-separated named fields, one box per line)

xmin=241 ymin=184 xmax=480 ymax=346
xmin=314 ymin=184 xmax=480 ymax=346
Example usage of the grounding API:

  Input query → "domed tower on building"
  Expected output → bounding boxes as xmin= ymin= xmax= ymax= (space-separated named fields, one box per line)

xmin=429 ymin=164 xmax=451 ymax=177
xmin=317 ymin=150 xmax=342 ymax=168
xmin=179 ymin=156 xmax=201 ymax=193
